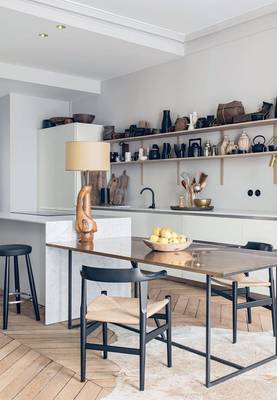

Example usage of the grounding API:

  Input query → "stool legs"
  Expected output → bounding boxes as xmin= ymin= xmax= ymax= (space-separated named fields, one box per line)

xmin=25 ymin=255 xmax=40 ymax=321
xmin=2 ymin=251 xmax=40 ymax=330
xmin=14 ymin=256 xmax=21 ymax=314
xmin=3 ymin=257 xmax=10 ymax=330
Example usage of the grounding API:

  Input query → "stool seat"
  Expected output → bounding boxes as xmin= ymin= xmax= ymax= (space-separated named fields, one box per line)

xmin=0 ymin=245 xmax=32 ymax=257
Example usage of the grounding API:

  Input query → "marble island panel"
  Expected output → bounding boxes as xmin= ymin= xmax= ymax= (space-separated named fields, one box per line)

xmin=0 ymin=213 xmax=131 ymax=324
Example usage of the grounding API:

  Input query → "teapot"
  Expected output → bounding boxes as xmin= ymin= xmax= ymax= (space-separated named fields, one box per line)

xmin=251 ymin=135 xmax=267 ymax=153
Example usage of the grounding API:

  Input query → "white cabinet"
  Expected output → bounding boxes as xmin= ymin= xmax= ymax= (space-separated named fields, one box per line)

xmin=38 ymin=123 xmax=103 ymax=210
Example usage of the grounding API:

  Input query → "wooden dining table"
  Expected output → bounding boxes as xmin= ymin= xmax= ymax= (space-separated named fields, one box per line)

xmin=46 ymin=237 xmax=277 ymax=388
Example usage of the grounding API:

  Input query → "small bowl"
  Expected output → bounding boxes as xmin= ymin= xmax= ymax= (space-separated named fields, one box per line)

xmin=73 ymin=114 xmax=95 ymax=124
xmin=49 ymin=117 xmax=69 ymax=125
xmin=194 ymin=198 xmax=212 ymax=208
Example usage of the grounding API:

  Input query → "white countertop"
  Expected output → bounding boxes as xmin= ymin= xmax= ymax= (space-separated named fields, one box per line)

xmin=0 ymin=211 xmax=123 ymax=224
xmin=93 ymin=205 xmax=277 ymax=220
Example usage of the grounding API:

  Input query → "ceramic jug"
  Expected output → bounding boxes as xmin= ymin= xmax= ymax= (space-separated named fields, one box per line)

xmin=226 ymin=140 xmax=238 ymax=154
xmin=220 ymin=135 xmax=229 ymax=155
xmin=238 ymin=131 xmax=250 ymax=153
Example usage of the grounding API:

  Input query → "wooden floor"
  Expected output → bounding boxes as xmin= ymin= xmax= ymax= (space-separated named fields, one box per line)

xmin=0 ymin=279 xmax=273 ymax=399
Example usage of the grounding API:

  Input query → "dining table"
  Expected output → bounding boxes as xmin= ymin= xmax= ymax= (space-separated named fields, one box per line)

xmin=46 ymin=236 xmax=277 ymax=388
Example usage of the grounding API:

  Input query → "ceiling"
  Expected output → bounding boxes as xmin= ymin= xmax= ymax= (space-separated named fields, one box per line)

xmin=73 ymin=0 xmax=277 ymax=34
xmin=0 ymin=7 xmax=178 ymax=81
xmin=0 ymin=0 xmax=277 ymax=100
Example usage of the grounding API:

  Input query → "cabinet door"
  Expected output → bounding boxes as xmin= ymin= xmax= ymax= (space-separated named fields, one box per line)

xmin=38 ymin=128 xmax=75 ymax=209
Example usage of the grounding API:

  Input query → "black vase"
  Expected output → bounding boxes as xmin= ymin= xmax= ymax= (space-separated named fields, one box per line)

xmin=161 ymin=110 xmax=172 ymax=133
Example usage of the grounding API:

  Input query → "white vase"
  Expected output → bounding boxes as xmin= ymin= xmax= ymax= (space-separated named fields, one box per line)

xmin=220 ymin=135 xmax=229 ymax=155
xmin=188 ymin=112 xmax=198 ymax=130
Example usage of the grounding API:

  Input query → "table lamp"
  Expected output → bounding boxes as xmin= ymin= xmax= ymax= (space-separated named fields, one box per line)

xmin=65 ymin=141 xmax=110 ymax=242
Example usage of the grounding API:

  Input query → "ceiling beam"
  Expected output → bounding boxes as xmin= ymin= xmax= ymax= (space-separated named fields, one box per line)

xmin=0 ymin=62 xmax=101 ymax=94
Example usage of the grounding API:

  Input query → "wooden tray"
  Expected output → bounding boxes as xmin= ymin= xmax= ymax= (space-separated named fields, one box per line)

xmin=170 ymin=206 xmax=214 ymax=211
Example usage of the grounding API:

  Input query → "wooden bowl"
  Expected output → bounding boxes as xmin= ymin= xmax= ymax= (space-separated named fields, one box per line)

xmin=73 ymin=114 xmax=95 ymax=124
xmin=49 ymin=117 xmax=70 ymax=125
xmin=194 ymin=198 xmax=212 ymax=208
xmin=143 ymin=239 xmax=192 ymax=252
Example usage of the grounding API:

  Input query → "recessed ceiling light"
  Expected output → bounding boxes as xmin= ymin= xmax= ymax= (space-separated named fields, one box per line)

xmin=38 ymin=33 xmax=48 ymax=38
xmin=56 ymin=24 xmax=66 ymax=30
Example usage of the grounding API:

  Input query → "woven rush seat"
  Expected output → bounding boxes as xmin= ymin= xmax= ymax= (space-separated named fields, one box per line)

xmin=86 ymin=295 xmax=169 ymax=324
xmin=212 ymin=273 xmax=271 ymax=288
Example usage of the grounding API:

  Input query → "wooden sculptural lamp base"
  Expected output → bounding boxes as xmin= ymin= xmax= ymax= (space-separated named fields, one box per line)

xmin=75 ymin=185 xmax=97 ymax=243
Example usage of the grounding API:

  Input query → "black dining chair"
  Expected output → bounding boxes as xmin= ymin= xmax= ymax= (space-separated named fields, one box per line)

xmin=211 ymin=241 xmax=276 ymax=343
xmin=80 ymin=265 xmax=172 ymax=391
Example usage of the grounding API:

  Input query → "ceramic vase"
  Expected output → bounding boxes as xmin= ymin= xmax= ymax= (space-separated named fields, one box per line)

xmin=220 ymin=135 xmax=229 ymax=155
xmin=238 ymin=131 xmax=250 ymax=152
xmin=188 ymin=112 xmax=198 ymax=130
xmin=161 ymin=110 xmax=172 ymax=133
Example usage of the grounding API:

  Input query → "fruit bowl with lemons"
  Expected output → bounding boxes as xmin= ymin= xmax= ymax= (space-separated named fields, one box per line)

xmin=143 ymin=227 xmax=192 ymax=252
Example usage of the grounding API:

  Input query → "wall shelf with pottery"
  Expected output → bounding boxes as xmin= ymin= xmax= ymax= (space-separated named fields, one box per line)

xmin=111 ymin=151 xmax=277 ymax=186
xmin=107 ymin=118 xmax=277 ymax=144
xmin=109 ymin=119 xmax=277 ymax=186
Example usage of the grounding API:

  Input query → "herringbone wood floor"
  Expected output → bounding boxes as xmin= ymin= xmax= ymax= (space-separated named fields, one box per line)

xmin=0 ymin=279 xmax=273 ymax=399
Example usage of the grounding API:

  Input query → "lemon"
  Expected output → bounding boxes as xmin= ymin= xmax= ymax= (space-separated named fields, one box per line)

xmin=149 ymin=235 xmax=159 ymax=243
xmin=160 ymin=228 xmax=172 ymax=238
xmin=158 ymin=237 xmax=169 ymax=244
xmin=152 ymin=227 xmax=161 ymax=236
xmin=178 ymin=235 xmax=187 ymax=243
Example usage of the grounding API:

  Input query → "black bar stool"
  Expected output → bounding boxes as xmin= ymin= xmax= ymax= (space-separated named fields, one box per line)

xmin=0 ymin=244 xmax=40 ymax=329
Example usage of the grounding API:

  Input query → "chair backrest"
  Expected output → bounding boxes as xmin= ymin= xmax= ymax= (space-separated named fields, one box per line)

xmin=243 ymin=241 xmax=273 ymax=252
xmin=81 ymin=265 xmax=166 ymax=283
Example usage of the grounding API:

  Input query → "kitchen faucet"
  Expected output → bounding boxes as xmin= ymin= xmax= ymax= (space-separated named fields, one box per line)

xmin=140 ymin=187 xmax=156 ymax=209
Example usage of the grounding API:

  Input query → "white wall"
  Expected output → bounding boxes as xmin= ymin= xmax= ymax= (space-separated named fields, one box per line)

xmin=73 ymin=12 xmax=277 ymax=211
xmin=0 ymin=95 xmax=10 ymax=211
xmin=9 ymin=93 xmax=70 ymax=211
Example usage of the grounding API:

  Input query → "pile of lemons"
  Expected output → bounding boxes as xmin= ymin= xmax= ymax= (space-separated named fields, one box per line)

xmin=149 ymin=227 xmax=187 ymax=245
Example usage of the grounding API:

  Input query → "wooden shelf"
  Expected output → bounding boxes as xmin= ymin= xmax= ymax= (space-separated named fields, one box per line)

xmin=107 ymin=118 xmax=277 ymax=144
xmin=111 ymin=151 xmax=277 ymax=186
xmin=111 ymin=150 xmax=277 ymax=165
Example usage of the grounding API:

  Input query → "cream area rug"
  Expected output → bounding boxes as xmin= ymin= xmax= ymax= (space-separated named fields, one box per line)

xmin=104 ymin=326 xmax=277 ymax=400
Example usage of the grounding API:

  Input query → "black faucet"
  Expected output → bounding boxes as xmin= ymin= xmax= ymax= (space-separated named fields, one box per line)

xmin=140 ymin=187 xmax=156 ymax=209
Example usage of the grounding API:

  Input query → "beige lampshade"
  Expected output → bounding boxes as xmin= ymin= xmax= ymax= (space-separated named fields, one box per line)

xmin=65 ymin=141 xmax=110 ymax=171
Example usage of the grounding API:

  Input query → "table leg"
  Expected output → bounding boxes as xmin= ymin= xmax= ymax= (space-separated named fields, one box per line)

xmin=68 ymin=250 xmax=72 ymax=329
xmin=272 ymin=265 xmax=277 ymax=356
xmin=206 ymin=275 xmax=211 ymax=387
xmin=131 ymin=261 xmax=139 ymax=298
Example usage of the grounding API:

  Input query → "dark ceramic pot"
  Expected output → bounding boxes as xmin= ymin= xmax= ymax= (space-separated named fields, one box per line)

xmin=196 ymin=118 xmax=207 ymax=129
xmin=161 ymin=110 xmax=172 ymax=133
xmin=42 ymin=119 xmax=55 ymax=129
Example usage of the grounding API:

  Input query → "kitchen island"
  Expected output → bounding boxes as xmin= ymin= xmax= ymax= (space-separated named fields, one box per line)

xmin=0 ymin=212 xmax=131 ymax=324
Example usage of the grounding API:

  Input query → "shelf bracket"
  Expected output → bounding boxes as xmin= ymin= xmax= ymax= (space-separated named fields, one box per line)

xmin=220 ymin=158 xmax=224 ymax=185
xmin=140 ymin=140 xmax=144 ymax=185
xmin=274 ymin=125 xmax=277 ymax=184
xmin=177 ymin=160 xmax=180 ymax=185
xmin=140 ymin=163 xmax=144 ymax=186
xmin=219 ymin=130 xmax=224 ymax=185
xmin=177 ymin=136 xmax=180 ymax=185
